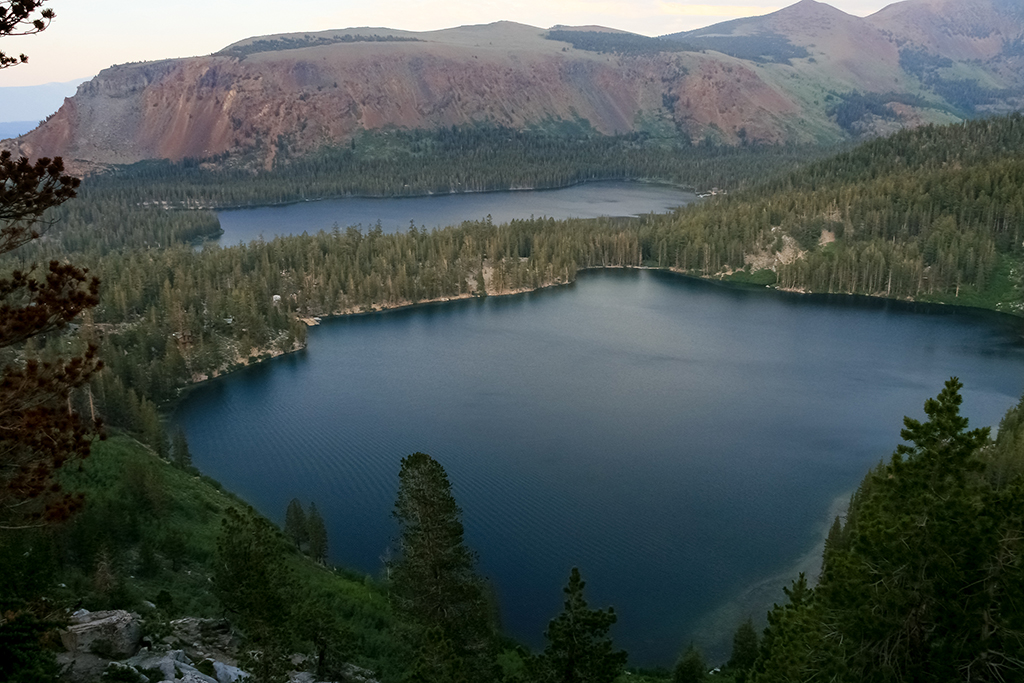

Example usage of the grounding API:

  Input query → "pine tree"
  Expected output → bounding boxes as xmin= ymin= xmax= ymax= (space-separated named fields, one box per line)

xmin=306 ymin=502 xmax=327 ymax=564
xmin=673 ymin=644 xmax=707 ymax=683
xmin=389 ymin=452 xmax=492 ymax=678
xmin=283 ymin=498 xmax=308 ymax=551
xmin=534 ymin=567 xmax=627 ymax=683
xmin=0 ymin=1 xmax=55 ymax=69
xmin=1 ymin=151 xmax=99 ymax=526
xmin=170 ymin=428 xmax=192 ymax=470
xmin=295 ymin=588 xmax=352 ymax=681
xmin=727 ymin=619 xmax=758 ymax=682
xmin=817 ymin=377 xmax=1002 ymax=681
xmin=212 ymin=508 xmax=294 ymax=683
xmin=138 ymin=397 xmax=166 ymax=459
xmin=750 ymin=574 xmax=839 ymax=683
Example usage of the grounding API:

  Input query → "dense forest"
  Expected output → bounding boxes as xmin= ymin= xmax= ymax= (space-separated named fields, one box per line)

xmin=661 ymin=31 xmax=810 ymax=65
xmin=5 ymin=93 xmax=1024 ymax=680
xmin=17 ymin=127 xmax=824 ymax=257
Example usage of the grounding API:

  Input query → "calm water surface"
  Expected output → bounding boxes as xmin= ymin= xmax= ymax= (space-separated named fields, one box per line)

xmin=213 ymin=181 xmax=696 ymax=245
xmin=173 ymin=270 xmax=1024 ymax=664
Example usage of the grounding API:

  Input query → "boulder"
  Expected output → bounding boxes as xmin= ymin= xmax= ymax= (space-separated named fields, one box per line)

xmin=125 ymin=649 xmax=220 ymax=683
xmin=287 ymin=663 xmax=379 ymax=683
xmin=213 ymin=660 xmax=249 ymax=683
xmin=54 ymin=651 xmax=108 ymax=683
xmin=60 ymin=609 xmax=142 ymax=658
xmin=340 ymin=664 xmax=380 ymax=683
xmin=181 ymin=674 xmax=217 ymax=683
xmin=168 ymin=617 xmax=240 ymax=662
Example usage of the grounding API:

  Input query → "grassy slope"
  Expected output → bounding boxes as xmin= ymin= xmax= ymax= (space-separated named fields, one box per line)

xmin=53 ymin=435 xmax=412 ymax=681
xmin=50 ymin=438 xmax=680 ymax=681
xmin=914 ymin=254 xmax=1024 ymax=313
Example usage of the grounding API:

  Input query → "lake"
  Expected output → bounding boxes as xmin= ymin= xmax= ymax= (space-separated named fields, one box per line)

xmin=212 ymin=180 xmax=697 ymax=245
xmin=172 ymin=270 xmax=1024 ymax=665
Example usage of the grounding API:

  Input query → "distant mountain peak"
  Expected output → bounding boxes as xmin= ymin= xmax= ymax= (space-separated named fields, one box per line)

xmin=773 ymin=0 xmax=854 ymax=18
xmin=867 ymin=0 xmax=1024 ymax=60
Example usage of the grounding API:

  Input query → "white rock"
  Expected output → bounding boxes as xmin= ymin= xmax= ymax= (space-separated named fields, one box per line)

xmin=60 ymin=610 xmax=142 ymax=658
xmin=213 ymin=660 xmax=250 ymax=683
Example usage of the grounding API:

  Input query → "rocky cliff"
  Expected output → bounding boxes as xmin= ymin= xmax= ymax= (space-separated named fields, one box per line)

xmin=6 ymin=0 xmax=1023 ymax=170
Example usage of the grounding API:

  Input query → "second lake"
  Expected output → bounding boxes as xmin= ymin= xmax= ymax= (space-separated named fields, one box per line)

xmin=212 ymin=180 xmax=697 ymax=245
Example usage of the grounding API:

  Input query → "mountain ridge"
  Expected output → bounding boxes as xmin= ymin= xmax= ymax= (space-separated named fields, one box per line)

xmin=4 ymin=0 xmax=1022 ymax=171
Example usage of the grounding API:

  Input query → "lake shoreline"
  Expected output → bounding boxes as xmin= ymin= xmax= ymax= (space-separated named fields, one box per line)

xmin=193 ymin=177 xmax=698 ymax=213
xmin=689 ymin=489 xmax=851 ymax=661
xmin=185 ymin=264 xmax=1023 ymax=397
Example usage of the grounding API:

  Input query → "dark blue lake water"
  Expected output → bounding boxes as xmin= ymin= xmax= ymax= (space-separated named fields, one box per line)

xmin=173 ymin=269 xmax=1024 ymax=665
xmin=213 ymin=181 xmax=696 ymax=245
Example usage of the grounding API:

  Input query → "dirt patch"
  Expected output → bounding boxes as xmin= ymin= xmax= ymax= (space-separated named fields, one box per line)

xmin=744 ymin=231 xmax=805 ymax=272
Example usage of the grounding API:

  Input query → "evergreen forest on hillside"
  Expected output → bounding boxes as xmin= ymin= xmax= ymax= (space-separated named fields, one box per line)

xmin=4 ymin=57 xmax=1024 ymax=680
xmin=7 ymin=115 xmax=1024 ymax=426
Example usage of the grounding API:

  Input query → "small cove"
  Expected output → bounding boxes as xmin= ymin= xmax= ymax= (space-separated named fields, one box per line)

xmin=173 ymin=269 xmax=1024 ymax=665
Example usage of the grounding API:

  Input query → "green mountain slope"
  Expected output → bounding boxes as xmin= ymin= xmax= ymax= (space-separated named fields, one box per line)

xmin=2 ymin=435 xmax=415 ymax=682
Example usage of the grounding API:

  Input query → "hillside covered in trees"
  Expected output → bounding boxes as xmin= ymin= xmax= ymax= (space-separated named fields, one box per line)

xmin=6 ymin=114 xmax=1020 ymax=433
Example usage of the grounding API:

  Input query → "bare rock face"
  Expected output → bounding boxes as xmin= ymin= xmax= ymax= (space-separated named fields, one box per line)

xmin=3 ymin=22 xmax=804 ymax=169
xmin=5 ymin=1 xmax=1023 ymax=170
xmin=54 ymin=651 xmax=108 ymax=683
xmin=59 ymin=609 xmax=143 ymax=659
xmin=165 ymin=617 xmax=241 ymax=664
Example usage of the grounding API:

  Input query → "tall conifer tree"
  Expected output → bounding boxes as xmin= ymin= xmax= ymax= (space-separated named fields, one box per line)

xmin=673 ymin=644 xmax=707 ymax=683
xmin=284 ymin=498 xmax=308 ymax=551
xmin=535 ymin=567 xmax=627 ymax=683
xmin=389 ymin=452 xmax=492 ymax=679
xmin=1 ymin=2 xmax=101 ymax=533
xmin=306 ymin=502 xmax=328 ymax=564
xmin=727 ymin=618 xmax=759 ymax=682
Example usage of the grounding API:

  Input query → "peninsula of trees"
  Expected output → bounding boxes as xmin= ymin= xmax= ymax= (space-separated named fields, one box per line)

xmin=4 ymin=113 xmax=1019 ymax=445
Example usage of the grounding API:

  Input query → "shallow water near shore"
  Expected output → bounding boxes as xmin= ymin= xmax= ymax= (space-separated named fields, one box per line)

xmin=173 ymin=269 xmax=1024 ymax=664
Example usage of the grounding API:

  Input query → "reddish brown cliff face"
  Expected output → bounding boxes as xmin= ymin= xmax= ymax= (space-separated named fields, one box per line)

xmin=6 ymin=2 xmax=1022 ymax=170
xmin=4 ymin=23 xmax=802 ymax=169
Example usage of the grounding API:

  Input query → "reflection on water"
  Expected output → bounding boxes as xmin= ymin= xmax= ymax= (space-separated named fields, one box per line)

xmin=173 ymin=270 xmax=1024 ymax=664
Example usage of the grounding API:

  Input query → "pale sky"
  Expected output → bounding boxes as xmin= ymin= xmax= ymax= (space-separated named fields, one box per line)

xmin=1 ymin=0 xmax=899 ymax=87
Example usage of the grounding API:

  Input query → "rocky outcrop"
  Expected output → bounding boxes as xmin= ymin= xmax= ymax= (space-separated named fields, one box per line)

xmin=59 ymin=609 xmax=143 ymax=659
xmin=164 ymin=617 xmax=240 ymax=664
xmin=124 ymin=649 xmax=245 ymax=683
xmin=54 ymin=609 xmax=376 ymax=683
